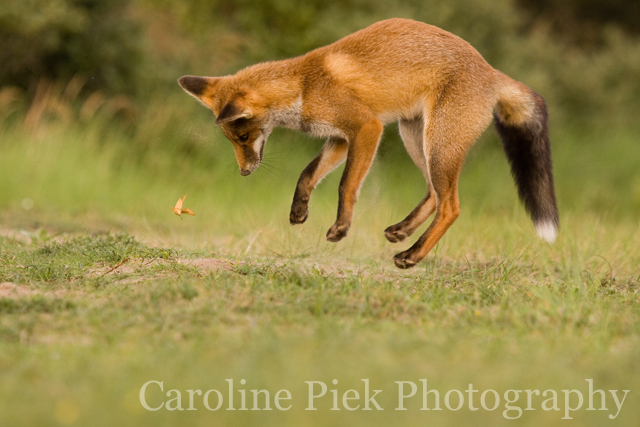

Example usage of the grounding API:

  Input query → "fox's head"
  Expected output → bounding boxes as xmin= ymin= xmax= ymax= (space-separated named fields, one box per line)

xmin=178 ymin=75 xmax=270 ymax=176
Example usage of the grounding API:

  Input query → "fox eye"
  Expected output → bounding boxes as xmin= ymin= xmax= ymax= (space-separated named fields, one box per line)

xmin=238 ymin=133 xmax=249 ymax=143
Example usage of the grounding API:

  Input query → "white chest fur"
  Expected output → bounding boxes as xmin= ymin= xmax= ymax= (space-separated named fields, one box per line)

xmin=270 ymin=98 xmax=346 ymax=140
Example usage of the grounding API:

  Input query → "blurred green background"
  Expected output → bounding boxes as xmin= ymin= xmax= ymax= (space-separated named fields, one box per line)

xmin=3 ymin=0 xmax=640 ymax=124
xmin=1 ymin=0 xmax=639 ymax=227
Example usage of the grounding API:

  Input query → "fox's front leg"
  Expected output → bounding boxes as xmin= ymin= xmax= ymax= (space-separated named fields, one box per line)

xmin=326 ymin=119 xmax=383 ymax=242
xmin=290 ymin=137 xmax=348 ymax=224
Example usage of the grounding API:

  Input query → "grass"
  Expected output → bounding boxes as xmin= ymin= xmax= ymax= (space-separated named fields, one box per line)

xmin=0 ymin=106 xmax=639 ymax=426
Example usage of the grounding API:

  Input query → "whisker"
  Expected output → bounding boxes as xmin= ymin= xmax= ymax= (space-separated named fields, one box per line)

xmin=253 ymin=168 xmax=272 ymax=184
xmin=257 ymin=164 xmax=279 ymax=183
xmin=221 ymin=160 xmax=238 ymax=178
xmin=262 ymin=159 xmax=287 ymax=168
xmin=260 ymin=165 xmax=283 ymax=182
xmin=260 ymin=161 xmax=283 ymax=173
xmin=261 ymin=155 xmax=288 ymax=166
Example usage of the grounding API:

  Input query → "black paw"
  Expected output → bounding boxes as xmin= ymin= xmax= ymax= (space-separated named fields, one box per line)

xmin=393 ymin=251 xmax=418 ymax=269
xmin=384 ymin=225 xmax=408 ymax=243
xmin=290 ymin=207 xmax=309 ymax=225
xmin=326 ymin=223 xmax=349 ymax=242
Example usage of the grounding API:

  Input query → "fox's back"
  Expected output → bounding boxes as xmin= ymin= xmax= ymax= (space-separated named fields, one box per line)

xmin=297 ymin=18 xmax=499 ymax=122
xmin=324 ymin=19 xmax=489 ymax=73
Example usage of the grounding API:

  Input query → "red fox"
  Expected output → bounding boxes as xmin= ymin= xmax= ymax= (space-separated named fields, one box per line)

xmin=179 ymin=18 xmax=558 ymax=269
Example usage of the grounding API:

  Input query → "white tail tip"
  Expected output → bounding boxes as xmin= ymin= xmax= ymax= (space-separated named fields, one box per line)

xmin=535 ymin=220 xmax=558 ymax=243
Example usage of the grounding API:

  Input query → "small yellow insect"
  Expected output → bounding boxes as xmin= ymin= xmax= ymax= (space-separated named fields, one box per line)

xmin=172 ymin=194 xmax=195 ymax=217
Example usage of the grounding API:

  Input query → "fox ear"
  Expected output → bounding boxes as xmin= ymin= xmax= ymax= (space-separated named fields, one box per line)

xmin=178 ymin=75 xmax=216 ymax=97
xmin=215 ymin=93 xmax=253 ymax=124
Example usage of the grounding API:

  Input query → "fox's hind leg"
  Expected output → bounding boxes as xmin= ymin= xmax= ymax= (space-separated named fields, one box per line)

xmin=393 ymin=95 xmax=493 ymax=269
xmin=290 ymin=137 xmax=348 ymax=224
xmin=384 ymin=117 xmax=436 ymax=243
xmin=393 ymin=143 xmax=463 ymax=269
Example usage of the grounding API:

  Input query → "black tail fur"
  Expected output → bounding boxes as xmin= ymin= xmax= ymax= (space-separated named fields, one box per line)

xmin=494 ymin=91 xmax=559 ymax=241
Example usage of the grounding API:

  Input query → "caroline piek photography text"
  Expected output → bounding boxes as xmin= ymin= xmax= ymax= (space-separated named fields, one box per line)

xmin=139 ymin=378 xmax=629 ymax=420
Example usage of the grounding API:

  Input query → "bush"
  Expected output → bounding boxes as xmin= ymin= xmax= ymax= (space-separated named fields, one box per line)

xmin=0 ymin=0 xmax=144 ymax=96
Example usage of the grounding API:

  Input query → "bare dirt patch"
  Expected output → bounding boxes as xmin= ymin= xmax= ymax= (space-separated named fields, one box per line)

xmin=0 ymin=227 xmax=31 ymax=243
xmin=178 ymin=258 xmax=237 ymax=273
xmin=87 ymin=258 xmax=168 ymax=277
xmin=0 ymin=282 xmax=39 ymax=299
xmin=0 ymin=282 xmax=81 ymax=299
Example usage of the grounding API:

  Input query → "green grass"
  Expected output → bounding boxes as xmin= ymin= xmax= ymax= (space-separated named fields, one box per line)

xmin=0 ymin=112 xmax=639 ymax=426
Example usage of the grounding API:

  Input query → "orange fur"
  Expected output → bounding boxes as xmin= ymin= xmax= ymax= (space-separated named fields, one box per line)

xmin=179 ymin=18 xmax=558 ymax=268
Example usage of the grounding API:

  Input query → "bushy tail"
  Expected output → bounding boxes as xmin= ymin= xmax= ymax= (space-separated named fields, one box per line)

xmin=494 ymin=80 xmax=559 ymax=242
